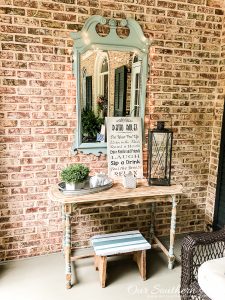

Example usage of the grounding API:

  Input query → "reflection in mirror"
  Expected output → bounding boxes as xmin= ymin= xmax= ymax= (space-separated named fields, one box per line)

xmin=80 ymin=50 xmax=142 ymax=143
xmin=70 ymin=15 xmax=150 ymax=155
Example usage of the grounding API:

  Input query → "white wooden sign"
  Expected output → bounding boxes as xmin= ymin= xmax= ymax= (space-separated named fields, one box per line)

xmin=107 ymin=117 xmax=143 ymax=179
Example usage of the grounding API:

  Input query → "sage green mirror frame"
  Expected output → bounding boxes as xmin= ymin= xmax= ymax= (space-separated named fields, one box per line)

xmin=70 ymin=15 xmax=150 ymax=155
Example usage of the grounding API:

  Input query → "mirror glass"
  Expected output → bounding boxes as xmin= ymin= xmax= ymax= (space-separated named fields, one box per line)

xmin=70 ymin=16 xmax=150 ymax=155
xmin=80 ymin=50 xmax=142 ymax=143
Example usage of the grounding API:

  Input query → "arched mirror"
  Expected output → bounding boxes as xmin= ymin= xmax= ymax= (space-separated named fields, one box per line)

xmin=71 ymin=16 xmax=150 ymax=155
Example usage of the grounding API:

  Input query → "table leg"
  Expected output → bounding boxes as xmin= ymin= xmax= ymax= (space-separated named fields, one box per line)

xmin=64 ymin=204 xmax=72 ymax=289
xmin=62 ymin=206 xmax=66 ymax=256
xmin=168 ymin=195 xmax=177 ymax=269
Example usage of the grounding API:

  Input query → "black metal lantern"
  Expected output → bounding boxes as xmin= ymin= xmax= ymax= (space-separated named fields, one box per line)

xmin=148 ymin=121 xmax=173 ymax=186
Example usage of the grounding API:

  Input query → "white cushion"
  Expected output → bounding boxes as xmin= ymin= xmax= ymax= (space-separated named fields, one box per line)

xmin=198 ymin=257 xmax=225 ymax=300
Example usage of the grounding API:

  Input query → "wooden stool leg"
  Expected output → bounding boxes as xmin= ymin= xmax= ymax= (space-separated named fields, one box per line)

xmin=133 ymin=250 xmax=146 ymax=280
xmin=99 ymin=256 xmax=107 ymax=288
xmin=94 ymin=255 xmax=99 ymax=271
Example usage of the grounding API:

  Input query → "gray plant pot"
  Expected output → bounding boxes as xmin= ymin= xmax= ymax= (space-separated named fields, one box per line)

xmin=65 ymin=181 xmax=86 ymax=191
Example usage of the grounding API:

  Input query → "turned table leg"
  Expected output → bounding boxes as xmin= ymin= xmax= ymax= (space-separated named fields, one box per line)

xmin=168 ymin=195 xmax=177 ymax=269
xmin=62 ymin=206 xmax=66 ymax=256
xmin=64 ymin=204 xmax=72 ymax=289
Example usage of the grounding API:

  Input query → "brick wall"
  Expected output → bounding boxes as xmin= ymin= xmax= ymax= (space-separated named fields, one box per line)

xmin=205 ymin=11 xmax=225 ymax=224
xmin=0 ymin=0 xmax=225 ymax=261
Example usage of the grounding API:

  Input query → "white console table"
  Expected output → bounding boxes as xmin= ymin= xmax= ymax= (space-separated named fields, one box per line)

xmin=48 ymin=180 xmax=183 ymax=289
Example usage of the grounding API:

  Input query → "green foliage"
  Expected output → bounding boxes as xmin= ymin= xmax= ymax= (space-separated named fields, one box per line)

xmin=81 ymin=108 xmax=104 ymax=142
xmin=61 ymin=164 xmax=90 ymax=183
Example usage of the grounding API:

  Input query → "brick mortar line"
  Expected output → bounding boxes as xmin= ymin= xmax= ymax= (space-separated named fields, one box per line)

xmin=1 ymin=1 xmax=223 ymax=12
xmin=1 ymin=45 xmax=221 ymax=55
xmin=0 ymin=59 xmax=218 ymax=66
xmin=0 ymin=62 xmax=220 ymax=68
xmin=1 ymin=27 xmax=222 ymax=42
xmin=2 ymin=6 xmax=219 ymax=17
xmin=1 ymin=16 xmax=224 ymax=27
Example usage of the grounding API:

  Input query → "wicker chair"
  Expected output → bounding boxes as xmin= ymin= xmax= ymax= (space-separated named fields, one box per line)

xmin=180 ymin=228 xmax=225 ymax=300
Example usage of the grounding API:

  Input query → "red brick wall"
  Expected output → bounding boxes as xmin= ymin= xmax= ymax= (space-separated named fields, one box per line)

xmin=0 ymin=0 xmax=224 ymax=261
xmin=205 ymin=11 xmax=225 ymax=224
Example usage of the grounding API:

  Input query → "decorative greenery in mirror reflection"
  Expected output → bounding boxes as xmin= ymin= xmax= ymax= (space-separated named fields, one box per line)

xmin=96 ymin=95 xmax=108 ymax=118
xmin=81 ymin=108 xmax=104 ymax=143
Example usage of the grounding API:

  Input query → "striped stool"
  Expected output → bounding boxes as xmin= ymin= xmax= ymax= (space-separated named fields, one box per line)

xmin=91 ymin=230 xmax=151 ymax=287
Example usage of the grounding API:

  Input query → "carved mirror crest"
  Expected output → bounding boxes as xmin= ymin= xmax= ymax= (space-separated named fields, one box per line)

xmin=70 ymin=15 xmax=150 ymax=155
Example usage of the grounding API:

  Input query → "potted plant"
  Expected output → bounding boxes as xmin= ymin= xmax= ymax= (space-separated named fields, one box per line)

xmin=61 ymin=164 xmax=90 ymax=190
xmin=81 ymin=108 xmax=104 ymax=142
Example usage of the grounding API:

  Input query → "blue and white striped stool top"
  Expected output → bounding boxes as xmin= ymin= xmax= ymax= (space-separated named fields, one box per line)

xmin=91 ymin=230 xmax=151 ymax=256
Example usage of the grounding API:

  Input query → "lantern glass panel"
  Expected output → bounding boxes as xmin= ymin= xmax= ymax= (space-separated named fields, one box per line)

xmin=148 ymin=130 xmax=173 ymax=186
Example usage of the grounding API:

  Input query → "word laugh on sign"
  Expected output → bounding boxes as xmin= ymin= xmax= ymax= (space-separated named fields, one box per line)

xmin=107 ymin=117 xmax=143 ymax=179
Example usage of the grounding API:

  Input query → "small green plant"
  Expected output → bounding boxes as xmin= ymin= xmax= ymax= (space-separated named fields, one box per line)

xmin=61 ymin=164 xmax=90 ymax=183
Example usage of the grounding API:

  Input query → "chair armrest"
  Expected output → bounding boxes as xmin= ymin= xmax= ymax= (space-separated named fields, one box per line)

xmin=180 ymin=228 xmax=225 ymax=299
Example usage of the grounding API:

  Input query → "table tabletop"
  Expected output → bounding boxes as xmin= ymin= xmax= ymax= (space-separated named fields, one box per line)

xmin=48 ymin=179 xmax=183 ymax=205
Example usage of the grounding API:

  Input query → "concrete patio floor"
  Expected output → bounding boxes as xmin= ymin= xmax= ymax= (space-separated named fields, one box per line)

xmin=0 ymin=247 xmax=181 ymax=300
